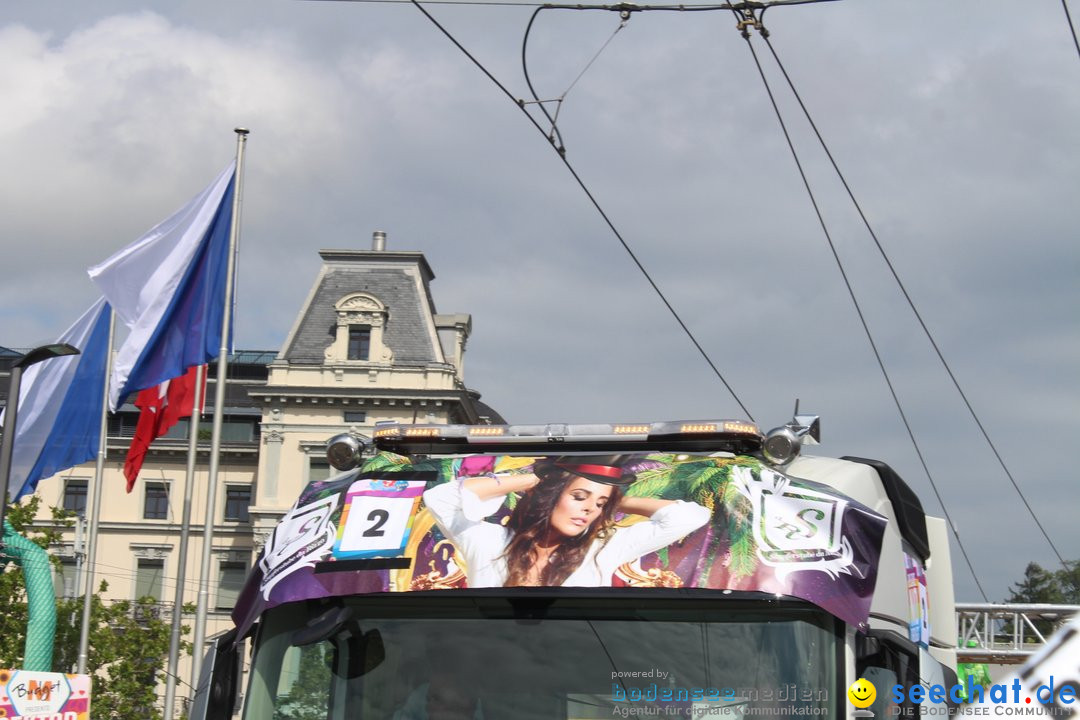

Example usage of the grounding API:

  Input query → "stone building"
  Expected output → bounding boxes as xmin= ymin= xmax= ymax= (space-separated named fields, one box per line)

xmin=247 ymin=236 xmax=500 ymax=549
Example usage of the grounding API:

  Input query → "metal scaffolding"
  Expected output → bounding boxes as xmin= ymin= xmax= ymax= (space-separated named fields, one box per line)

xmin=956 ymin=603 xmax=1080 ymax=664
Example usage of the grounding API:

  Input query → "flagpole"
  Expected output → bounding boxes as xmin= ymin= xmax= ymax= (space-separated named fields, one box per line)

xmin=77 ymin=307 xmax=116 ymax=674
xmin=162 ymin=364 xmax=204 ymax=720
xmin=191 ymin=128 xmax=248 ymax=692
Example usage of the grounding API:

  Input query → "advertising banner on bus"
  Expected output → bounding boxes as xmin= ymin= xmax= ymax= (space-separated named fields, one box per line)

xmin=234 ymin=452 xmax=887 ymax=636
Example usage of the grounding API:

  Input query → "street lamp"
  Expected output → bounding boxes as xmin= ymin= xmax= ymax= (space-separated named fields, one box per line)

xmin=0 ymin=343 xmax=81 ymax=546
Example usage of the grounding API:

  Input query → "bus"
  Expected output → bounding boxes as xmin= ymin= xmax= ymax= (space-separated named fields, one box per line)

xmin=191 ymin=414 xmax=959 ymax=720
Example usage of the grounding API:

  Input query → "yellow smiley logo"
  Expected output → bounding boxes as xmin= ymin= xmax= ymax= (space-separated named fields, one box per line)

xmin=847 ymin=678 xmax=877 ymax=709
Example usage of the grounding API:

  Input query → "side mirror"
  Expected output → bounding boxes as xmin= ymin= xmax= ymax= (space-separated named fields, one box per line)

xmin=189 ymin=628 xmax=241 ymax=720
xmin=291 ymin=604 xmax=385 ymax=679
xmin=291 ymin=605 xmax=353 ymax=647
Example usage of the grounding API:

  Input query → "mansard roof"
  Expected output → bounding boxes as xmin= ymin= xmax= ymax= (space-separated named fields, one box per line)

xmin=280 ymin=250 xmax=444 ymax=366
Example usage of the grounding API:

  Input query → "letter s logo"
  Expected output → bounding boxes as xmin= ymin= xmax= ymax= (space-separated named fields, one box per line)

xmin=778 ymin=508 xmax=825 ymax=540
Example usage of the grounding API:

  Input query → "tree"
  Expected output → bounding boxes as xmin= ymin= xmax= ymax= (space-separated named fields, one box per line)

xmin=0 ymin=496 xmax=189 ymax=720
xmin=273 ymin=642 xmax=333 ymax=720
xmin=1007 ymin=561 xmax=1080 ymax=605
xmin=1004 ymin=560 xmax=1080 ymax=641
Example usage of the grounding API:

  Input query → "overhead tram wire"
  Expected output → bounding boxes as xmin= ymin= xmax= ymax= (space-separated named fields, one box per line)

xmin=1062 ymin=0 xmax=1080 ymax=61
xmin=405 ymin=0 xmax=756 ymax=421
xmin=753 ymin=16 xmax=1071 ymax=574
xmin=297 ymin=0 xmax=850 ymax=424
xmin=730 ymin=9 xmax=990 ymax=601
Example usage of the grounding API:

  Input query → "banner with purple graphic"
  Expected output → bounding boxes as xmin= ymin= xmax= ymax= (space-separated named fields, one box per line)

xmin=234 ymin=453 xmax=886 ymax=637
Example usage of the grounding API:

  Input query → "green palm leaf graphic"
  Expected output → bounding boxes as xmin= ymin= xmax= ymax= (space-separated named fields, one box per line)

xmin=687 ymin=465 xmax=727 ymax=504
xmin=360 ymin=451 xmax=411 ymax=472
xmin=625 ymin=465 xmax=676 ymax=499
xmin=726 ymin=532 xmax=757 ymax=579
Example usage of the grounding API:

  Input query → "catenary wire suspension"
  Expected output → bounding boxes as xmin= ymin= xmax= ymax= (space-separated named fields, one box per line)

xmin=521 ymin=7 xmax=630 ymax=152
xmin=518 ymin=9 xmax=630 ymax=148
xmin=408 ymin=0 xmax=756 ymax=420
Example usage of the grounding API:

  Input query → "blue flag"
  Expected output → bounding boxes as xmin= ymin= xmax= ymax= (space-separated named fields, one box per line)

xmin=88 ymin=161 xmax=236 ymax=410
xmin=2 ymin=297 xmax=112 ymax=501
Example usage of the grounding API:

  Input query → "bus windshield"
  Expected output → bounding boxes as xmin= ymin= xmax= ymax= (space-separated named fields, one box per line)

xmin=243 ymin=593 xmax=841 ymax=720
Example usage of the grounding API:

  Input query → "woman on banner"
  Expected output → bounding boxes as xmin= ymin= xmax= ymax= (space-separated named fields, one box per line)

xmin=423 ymin=455 xmax=710 ymax=587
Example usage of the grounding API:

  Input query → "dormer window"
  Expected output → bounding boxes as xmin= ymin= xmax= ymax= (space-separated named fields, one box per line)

xmin=326 ymin=293 xmax=393 ymax=364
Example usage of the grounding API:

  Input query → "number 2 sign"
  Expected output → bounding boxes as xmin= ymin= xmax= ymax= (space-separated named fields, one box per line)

xmin=332 ymin=476 xmax=426 ymax=559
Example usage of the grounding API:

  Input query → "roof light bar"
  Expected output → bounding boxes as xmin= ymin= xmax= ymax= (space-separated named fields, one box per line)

xmin=370 ymin=419 xmax=763 ymax=455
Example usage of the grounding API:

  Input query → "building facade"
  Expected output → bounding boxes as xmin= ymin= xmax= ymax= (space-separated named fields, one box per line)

xmin=2 ymin=233 xmax=501 ymax=715
xmin=246 ymin=241 xmax=500 ymax=549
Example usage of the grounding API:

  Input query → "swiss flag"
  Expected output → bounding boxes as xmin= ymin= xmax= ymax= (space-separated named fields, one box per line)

xmin=123 ymin=365 xmax=206 ymax=492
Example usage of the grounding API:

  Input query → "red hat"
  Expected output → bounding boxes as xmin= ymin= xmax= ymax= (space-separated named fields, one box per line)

xmin=545 ymin=454 xmax=638 ymax=486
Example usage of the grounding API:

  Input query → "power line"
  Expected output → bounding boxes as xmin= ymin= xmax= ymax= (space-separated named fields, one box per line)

xmin=754 ymin=27 xmax=1070 ymax=575
xmin=315 ymin=0 xmax=1067 ymax=588
xmin=731 ymin=11 xmax=990 ymax=601
xmin=407 ymin=0 xmax=756 ymax=420
xmin=1062 ymin=0 xmax=1080 ymax=62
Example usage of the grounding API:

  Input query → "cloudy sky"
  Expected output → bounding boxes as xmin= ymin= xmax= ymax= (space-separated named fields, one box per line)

xmin=2 ymin=0 xmax=1077 ymax=603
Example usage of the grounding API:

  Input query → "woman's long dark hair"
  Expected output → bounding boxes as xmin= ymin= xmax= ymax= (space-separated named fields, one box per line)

xmin=502 ymin=462 xmax=626 ymax=587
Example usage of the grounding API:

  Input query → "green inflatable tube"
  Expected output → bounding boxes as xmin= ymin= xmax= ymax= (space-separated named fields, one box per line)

xmin=2 ymin=520 xmax=56 ymax=671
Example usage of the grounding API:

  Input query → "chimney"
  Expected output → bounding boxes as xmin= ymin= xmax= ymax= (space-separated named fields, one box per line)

xmin=372 ymin=230 xmax=387 ymax=251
